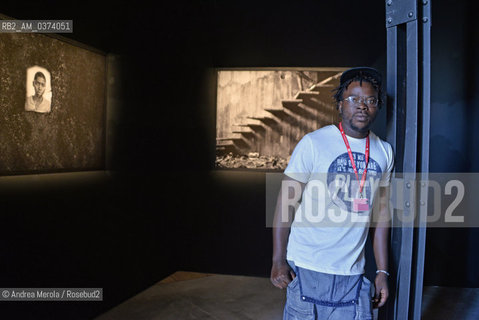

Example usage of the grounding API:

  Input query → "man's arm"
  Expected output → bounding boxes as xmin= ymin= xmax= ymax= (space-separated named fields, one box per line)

xmin=270 ymin=175 xmax=305 ymax=289
xmin=372 ymin=185 xmax=391 ymax=307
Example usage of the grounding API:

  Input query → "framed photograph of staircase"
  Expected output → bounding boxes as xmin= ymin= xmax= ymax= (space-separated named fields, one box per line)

xmin=215 ymin=68 xmax=347 ymax=170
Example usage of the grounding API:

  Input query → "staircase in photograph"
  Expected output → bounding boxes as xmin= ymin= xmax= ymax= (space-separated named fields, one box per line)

xmin=216 ymin=70 xmax=344 ymax=169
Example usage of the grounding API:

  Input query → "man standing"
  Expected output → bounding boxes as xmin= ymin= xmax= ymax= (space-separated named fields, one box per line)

xmin=25 ymin=71 xmax=51 ymax=113
xmin=271 ymin=67 xmax=394 ymax=319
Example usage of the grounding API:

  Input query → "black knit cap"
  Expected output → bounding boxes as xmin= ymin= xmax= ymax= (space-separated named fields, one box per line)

xmin=340 ymin=67 xmax=382 ymax=86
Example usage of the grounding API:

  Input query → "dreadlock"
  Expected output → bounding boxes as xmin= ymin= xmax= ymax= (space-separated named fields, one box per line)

xmin=332 ymin=73 xmax=383 ymax=109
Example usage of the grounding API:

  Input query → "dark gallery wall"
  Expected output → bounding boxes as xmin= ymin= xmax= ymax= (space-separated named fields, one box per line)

xmin=0 ymin=0 xmax=476 ymax=319
xmin=425 ymin=0 xmax=479 ymax=287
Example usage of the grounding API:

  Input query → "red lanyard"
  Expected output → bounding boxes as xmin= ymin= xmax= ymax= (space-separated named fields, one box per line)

xmin=338 ymin=122 xmax=369 ymax=197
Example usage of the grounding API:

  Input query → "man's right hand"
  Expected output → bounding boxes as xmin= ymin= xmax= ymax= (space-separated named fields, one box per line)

xmin=270 ymin=260 xmax=296 ymax=289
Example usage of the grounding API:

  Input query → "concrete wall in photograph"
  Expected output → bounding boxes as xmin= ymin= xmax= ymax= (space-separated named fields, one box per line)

xmin=216 ymin=69 xmax=343 ymax=161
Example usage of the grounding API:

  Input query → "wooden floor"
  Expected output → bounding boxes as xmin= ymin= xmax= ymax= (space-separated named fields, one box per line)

xmin=158 ymin=271 xmax=214 ymax=284
xmin=95 ymin=271 xmax=479 ymax=320
xmin=95 ymin=271 xmax=285 ymax=320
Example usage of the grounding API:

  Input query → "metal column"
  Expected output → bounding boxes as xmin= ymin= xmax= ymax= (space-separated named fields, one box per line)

xmin=384 ymin=1 xmax=431 ymax=320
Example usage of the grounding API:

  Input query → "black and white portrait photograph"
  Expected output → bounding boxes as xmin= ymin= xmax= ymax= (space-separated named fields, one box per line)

xmin=25 ymin=66 xmax=52 ymax=113
xmin=0 ymin=32 xmax=106 ymax=175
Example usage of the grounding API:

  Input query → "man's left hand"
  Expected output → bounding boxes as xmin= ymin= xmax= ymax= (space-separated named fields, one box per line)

xmin=373 ymin=273 xmax=389 ymax=308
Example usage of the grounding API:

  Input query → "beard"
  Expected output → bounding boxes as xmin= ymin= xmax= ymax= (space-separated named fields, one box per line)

xmin=349 ymin=118 xmax=370 ymax=133
xmin=339 ymin=111 xmax=373 ymax=134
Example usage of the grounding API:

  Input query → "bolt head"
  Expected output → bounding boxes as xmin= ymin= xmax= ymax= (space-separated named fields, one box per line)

xmin=408 ymin=12 xmax=414 ymax=17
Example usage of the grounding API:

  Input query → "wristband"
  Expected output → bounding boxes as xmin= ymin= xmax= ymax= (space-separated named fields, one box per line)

xmin=376 ymin=269 xmax=390 ymax=276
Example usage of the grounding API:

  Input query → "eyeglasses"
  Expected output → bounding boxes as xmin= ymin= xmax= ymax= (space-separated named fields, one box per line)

xmin=342 ymin=96 xmax=379 ymax=108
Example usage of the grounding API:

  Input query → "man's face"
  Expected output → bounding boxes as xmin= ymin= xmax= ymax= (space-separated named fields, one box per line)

xmin=33 ymin=77 xmax=46 ymax=97
xmin=338 ymin=80 xmax=379 ymax=135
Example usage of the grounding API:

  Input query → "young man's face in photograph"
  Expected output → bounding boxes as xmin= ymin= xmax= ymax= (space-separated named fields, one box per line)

xmin=33 ymin=76 xmax=46 ymax=97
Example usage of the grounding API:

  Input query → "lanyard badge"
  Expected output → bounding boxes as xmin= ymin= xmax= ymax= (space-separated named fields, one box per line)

xmin=338 ymin=122 xmax=370 ymax=212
